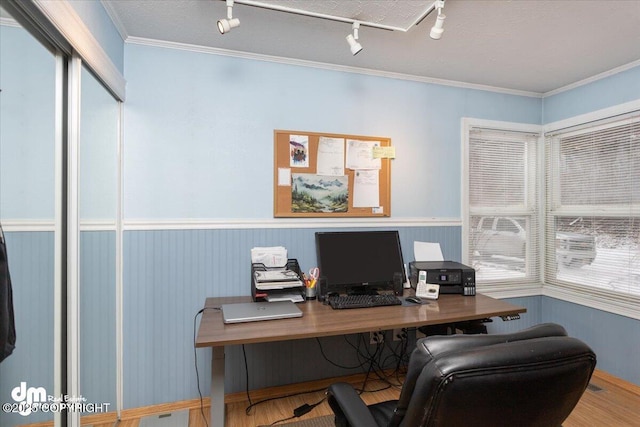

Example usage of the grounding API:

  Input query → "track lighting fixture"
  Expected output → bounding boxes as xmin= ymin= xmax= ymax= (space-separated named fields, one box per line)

xmin=430 ymin=0 xmax=446 ymax=40
xmin=218 ymin=0 xmax=240 ymax=34
xmin=346 ymin=22 xmax=363 ymax=56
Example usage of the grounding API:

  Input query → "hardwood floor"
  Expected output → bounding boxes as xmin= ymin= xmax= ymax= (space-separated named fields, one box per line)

xmin=20 ymin=369 xmax=640 ymax=427
xmin=220 ymin=369 xmax=640 ymax=427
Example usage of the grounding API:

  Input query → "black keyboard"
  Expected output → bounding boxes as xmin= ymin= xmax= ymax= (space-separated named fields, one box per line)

xmin=329 ymin=294 xmax=402 ymax=309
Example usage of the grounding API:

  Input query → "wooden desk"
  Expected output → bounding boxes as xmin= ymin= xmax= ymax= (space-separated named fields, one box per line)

xmin=196 ymin=294 xmax=526 ymax=426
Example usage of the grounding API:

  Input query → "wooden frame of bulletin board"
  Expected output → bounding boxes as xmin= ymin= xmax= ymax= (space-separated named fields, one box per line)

xmin=274 ymin=130 xmax=393 ymax=218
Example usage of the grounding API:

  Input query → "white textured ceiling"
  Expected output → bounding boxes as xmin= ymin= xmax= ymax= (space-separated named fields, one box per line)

xmin=102 ymin=0 xmax=640 ymax=94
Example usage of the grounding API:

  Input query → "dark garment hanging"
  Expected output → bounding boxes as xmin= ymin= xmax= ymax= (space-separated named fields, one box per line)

xmin=0 ymin=224 xmax=16 ymax=362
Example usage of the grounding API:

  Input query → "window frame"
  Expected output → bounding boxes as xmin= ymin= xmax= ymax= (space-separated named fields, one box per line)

xmin=542 ymin=100 xmax=640 ymax=320
xmin=461 ymin=118 xmax=544 ymax=299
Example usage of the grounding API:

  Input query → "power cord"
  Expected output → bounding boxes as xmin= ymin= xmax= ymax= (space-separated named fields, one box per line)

xmin=267 ymin=396 xmax=326 ymax=426
xmin=243 ymin=344 xmax=328 ymax=415
xmin=316 ymin=337 xmax=368 ymax=370
xmin=358 ymin=337 xmax=385 ymax=393
xmin=242 ymin=344 xmax=254 ymax=414
xmin=241 ymin=330 xmax=413 ymax=424
xmin=244 ymin=384 xmax=329 ymax=414
xmin=347 ymin=331 xmax=410 ymax=392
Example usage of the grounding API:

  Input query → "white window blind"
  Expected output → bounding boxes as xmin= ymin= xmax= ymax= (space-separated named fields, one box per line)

xmin=545 ymin=112 xmax=640 ymax=297
xmin=466 ymin=127 xmax=541 ymax=287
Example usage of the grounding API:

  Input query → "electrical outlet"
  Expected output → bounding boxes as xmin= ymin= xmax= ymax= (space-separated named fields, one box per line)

xmin=393 ymin=328 xmax=408 ymax=341
xmin=370 ymin=331 xmax=384 ymax=345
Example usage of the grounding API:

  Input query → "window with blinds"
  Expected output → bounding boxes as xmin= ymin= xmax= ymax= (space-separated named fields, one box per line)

xmin=545 ymin=112 xmax=640 ymax=297
xmin=466 ymin=127 xmax=541 ymax=287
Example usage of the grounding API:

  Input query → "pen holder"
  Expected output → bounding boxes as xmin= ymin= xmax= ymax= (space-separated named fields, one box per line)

xmin=306 ymin=286 xmax=316 ymax=300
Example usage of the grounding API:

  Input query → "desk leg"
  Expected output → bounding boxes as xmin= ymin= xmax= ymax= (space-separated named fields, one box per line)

xmin=211 ymin=346 xmax=225 ymax=426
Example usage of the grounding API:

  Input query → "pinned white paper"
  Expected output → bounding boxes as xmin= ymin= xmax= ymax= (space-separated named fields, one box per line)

xmin=317 ymin=137 xmax=345 ymax=176
xmin=345 ymin=139 xmax=381 ymax=170
xmin=278 ymin=168 xmax=291 ymax=186
xmin=353 ymin=170 xmax=379 ymax=207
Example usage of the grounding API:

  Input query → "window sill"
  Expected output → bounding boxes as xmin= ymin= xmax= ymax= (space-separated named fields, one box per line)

xmin=478 ymin=282 xmax=640 ymax=320
xmin=477 ymin=283 xmax=543 ymax=299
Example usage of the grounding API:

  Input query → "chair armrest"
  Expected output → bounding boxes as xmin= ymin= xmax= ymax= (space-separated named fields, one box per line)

xmin=327 ymin=382 xmax=379 ymax=427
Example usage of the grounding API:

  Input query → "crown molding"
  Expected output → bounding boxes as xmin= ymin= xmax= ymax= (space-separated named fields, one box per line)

xmin=126 ymin=36 xmax=640 ymax=100
xmin=126 ymin=36 xmax=543 ymax=99
xmin=543 ymin=59 xmax=640 ymax=98
xmin=100 ymin=0 xmax=128 ymax=42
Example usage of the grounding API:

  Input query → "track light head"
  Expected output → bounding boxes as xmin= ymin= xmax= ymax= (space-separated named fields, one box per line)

xmin=217 ymin=18 xmax=240 ymax=34
xmin=346 ymin=22 xmax=363 ymax=55
xmin=430 ymin=13 xmax=445 ymax=39
xmin=218 ymin=0 xmax=239 ymax=34
xmin=430 ymin=1 xmax=446 ymax=40
xmin=346 ymin=34 xmax=362 ymax=55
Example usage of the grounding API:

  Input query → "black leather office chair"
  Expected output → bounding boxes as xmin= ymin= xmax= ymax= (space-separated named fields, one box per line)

xmin=327 ymin=323 xmax=596 ymax=427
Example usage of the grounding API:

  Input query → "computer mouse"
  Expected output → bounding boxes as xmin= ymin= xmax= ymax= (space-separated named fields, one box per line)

xmin=405 ymin=296 xmax=422 ymax=304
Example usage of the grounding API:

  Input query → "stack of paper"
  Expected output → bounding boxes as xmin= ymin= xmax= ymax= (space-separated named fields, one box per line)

xmin=265 ymin=292 xmax=305 ymax=303
xmin=414 ymin=241 xmax=444 ymax=261
xmin=254 ymin=269 xmax=303 ymax=290
xmin=251 ymin=246 xmax=288 ymax=268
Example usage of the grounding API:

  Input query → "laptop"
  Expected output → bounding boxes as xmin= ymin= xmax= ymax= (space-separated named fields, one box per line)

xmin=221 ymin=301 xmax=303 ymax=324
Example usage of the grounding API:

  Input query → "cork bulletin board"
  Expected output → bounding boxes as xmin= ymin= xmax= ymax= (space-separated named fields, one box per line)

xmin=273 ymin=130 xmax=393 ymax=218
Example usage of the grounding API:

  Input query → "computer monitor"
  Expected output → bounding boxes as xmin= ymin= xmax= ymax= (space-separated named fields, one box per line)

xmin=315 ymin=230 xmax=406 ymax=296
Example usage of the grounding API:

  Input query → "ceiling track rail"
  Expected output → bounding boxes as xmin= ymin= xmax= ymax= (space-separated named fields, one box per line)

xmin=233 ymin=0 xmax=438 ymax=32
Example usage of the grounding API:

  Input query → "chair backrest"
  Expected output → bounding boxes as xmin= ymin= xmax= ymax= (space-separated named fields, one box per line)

xmin=394 ymin=323 xmax=596 ymax=427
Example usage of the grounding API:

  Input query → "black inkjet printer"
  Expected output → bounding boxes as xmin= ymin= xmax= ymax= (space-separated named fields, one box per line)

xmin=409 ymin=261 xmax=476 ymax=296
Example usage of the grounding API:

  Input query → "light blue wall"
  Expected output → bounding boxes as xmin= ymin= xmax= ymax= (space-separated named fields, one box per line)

xmin=120 ymin=42 xmax=544 ymax=407
xmin=541 ymin=297 xmax=640 ymax=386
xmin=80 ymin=231 xmax=117 ymax=415
xmin=0 ymin=25 xmax=56 ymax=220
xmin=67 ymin=0 xmax=125 ymax=74
xmin=123 ymin=44 xmax=541 ymax=220
xmin=486 ymin=296 xmax=543 ymax=334
xmin=80 ymin=66 xmax=119 ymax=220
xmin=485 ymin=295 xmax=640 ymax=386
xmin=543 ymin=64 xmax=640 ymax=123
